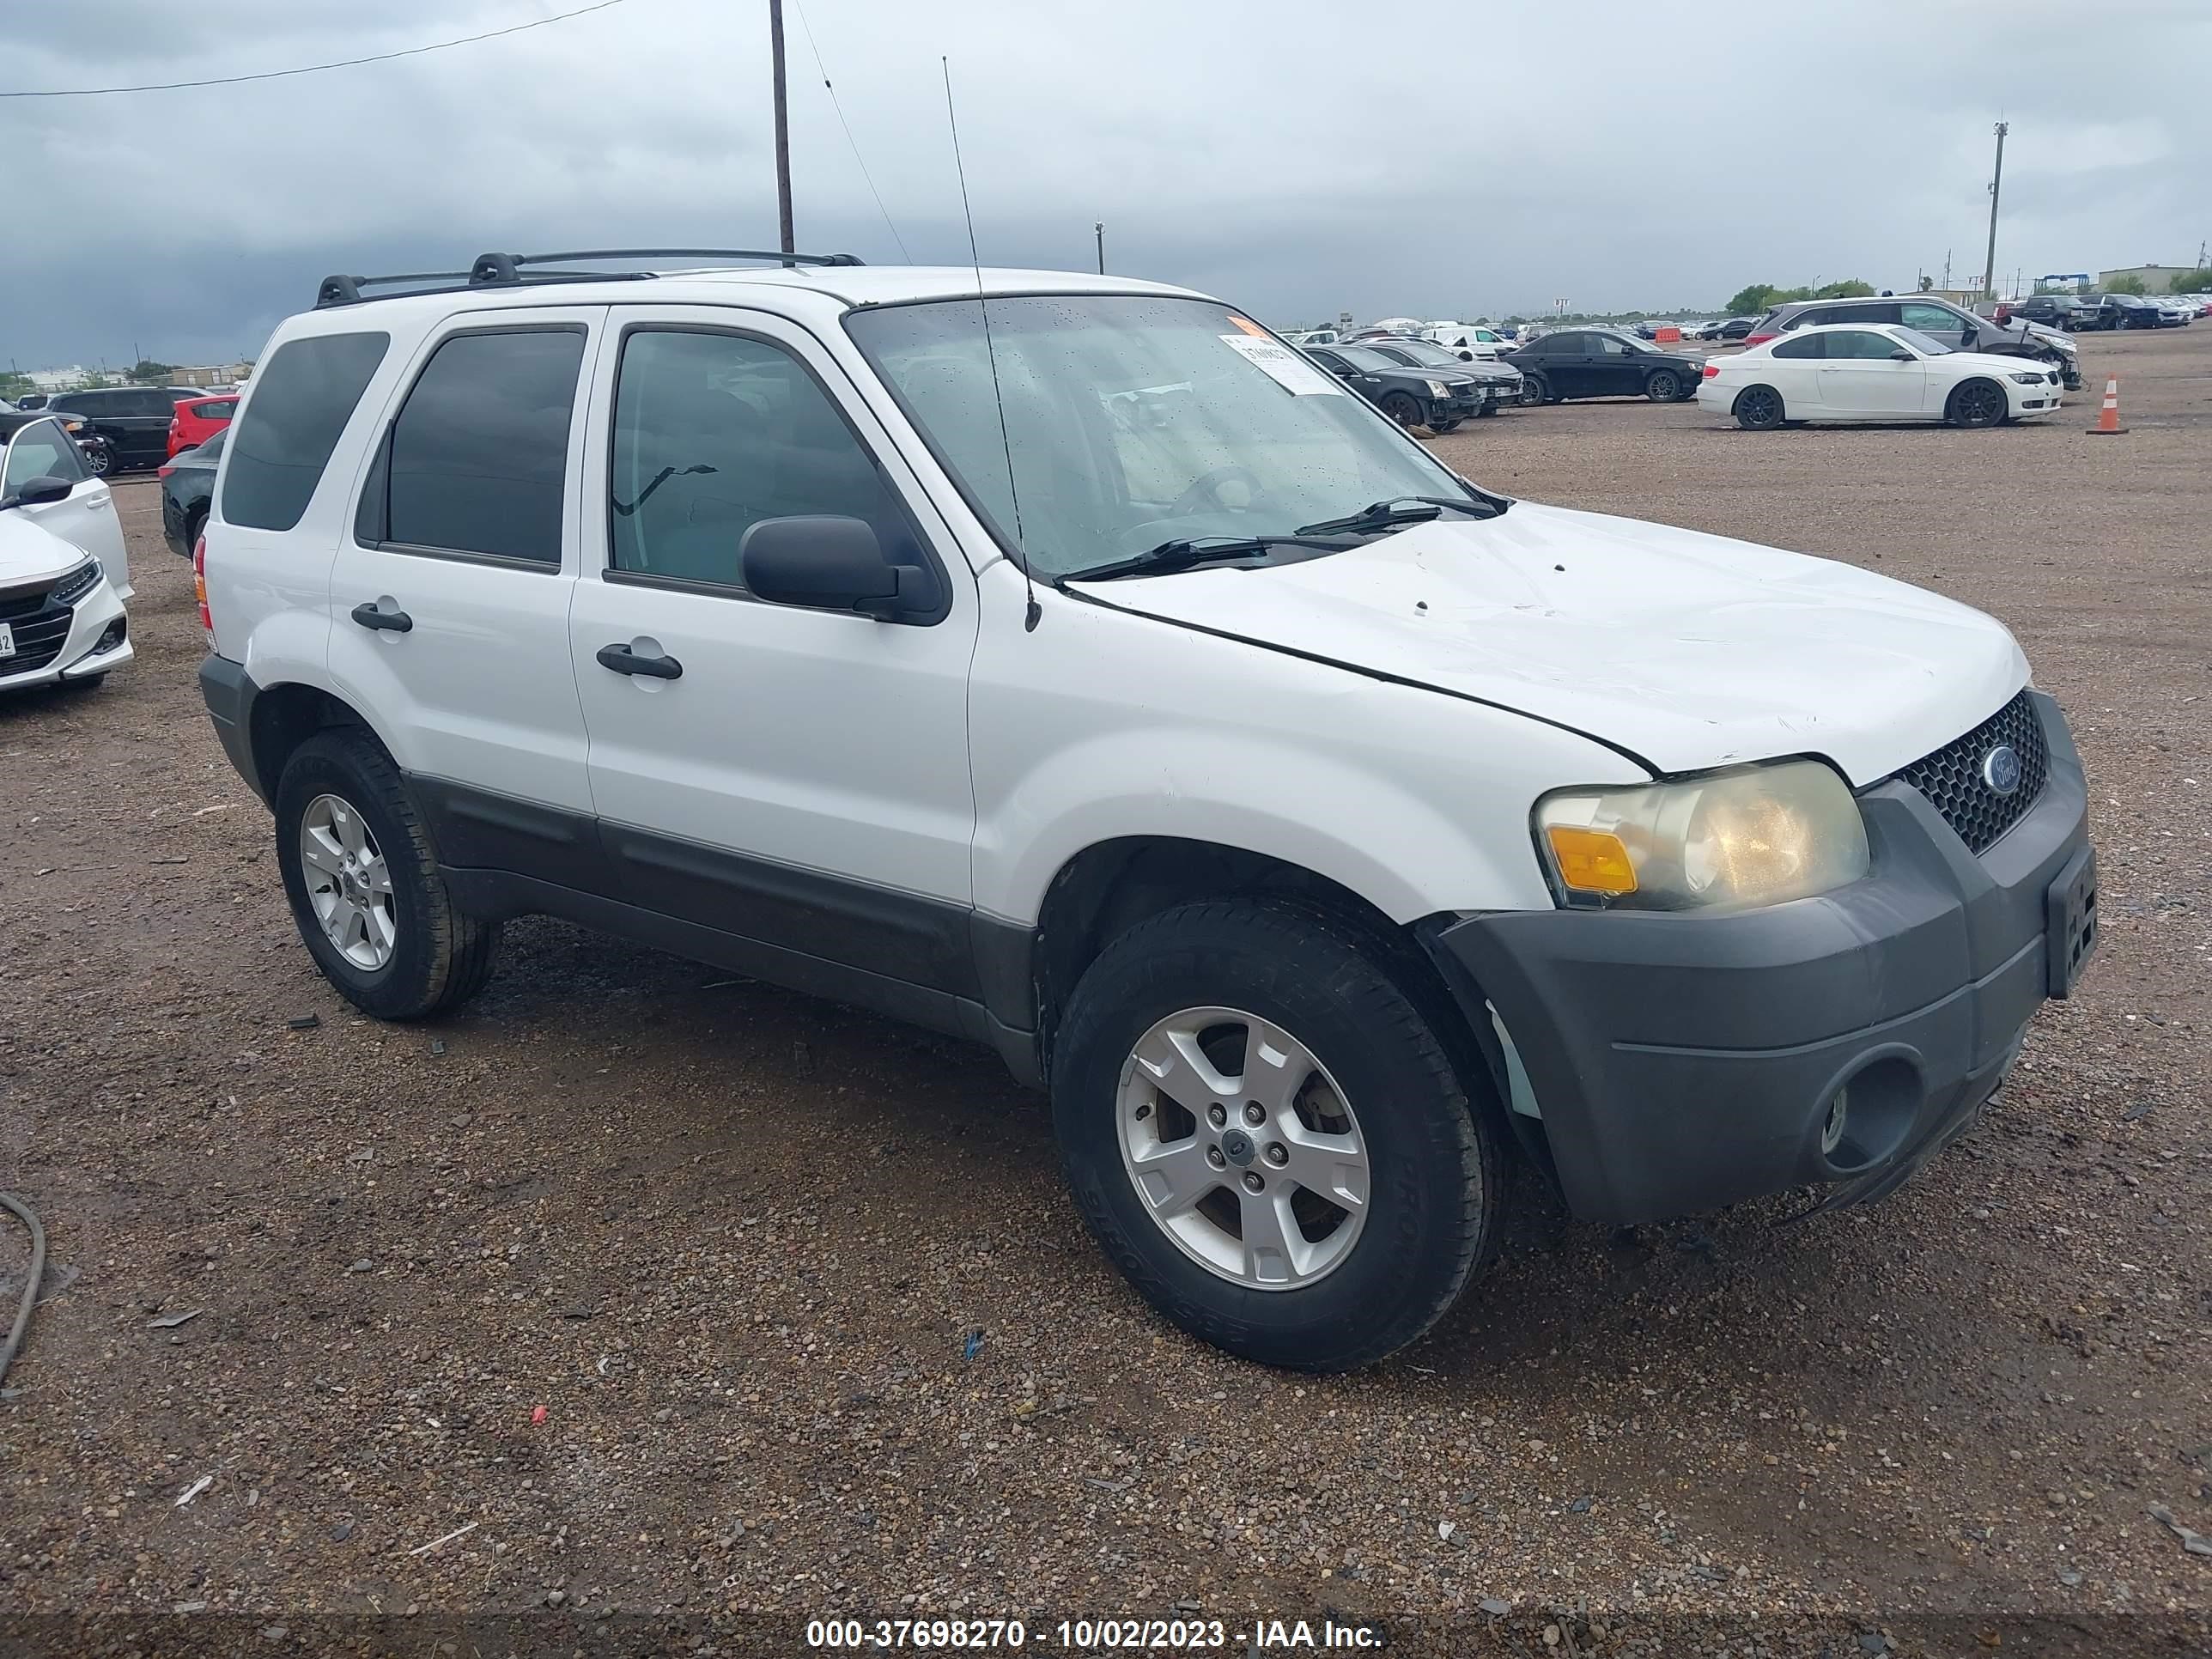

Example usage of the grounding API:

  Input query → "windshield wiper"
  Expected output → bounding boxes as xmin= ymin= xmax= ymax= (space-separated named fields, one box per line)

xmin=1061 ymin=535 xmax=1353 ymax=584
xmin=1294 ymin=494 xmax=1501 ymax=538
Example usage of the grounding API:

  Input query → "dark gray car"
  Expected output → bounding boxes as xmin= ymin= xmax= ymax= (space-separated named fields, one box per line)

xmin=1748 ymin=296 xmax=2081 ymax=389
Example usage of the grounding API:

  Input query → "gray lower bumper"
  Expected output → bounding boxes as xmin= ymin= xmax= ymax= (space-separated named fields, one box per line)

xmin=1423 ymin=691 xmax=2095 ymax=1226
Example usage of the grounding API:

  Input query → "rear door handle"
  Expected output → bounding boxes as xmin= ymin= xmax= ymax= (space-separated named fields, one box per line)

xmin=350 ymin=601 xmax=412 ymax=633
xmin=596 ymin=642 xmax=683 ymax=680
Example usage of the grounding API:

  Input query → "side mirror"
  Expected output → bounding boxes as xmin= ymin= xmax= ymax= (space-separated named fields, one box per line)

xmin=0 ymin=474 xmax=74 ymax=511
xmin=1889 ymin=349 xmax=1916 ymax=362
xmin=740 ymin=514 xmax=935 ymax=623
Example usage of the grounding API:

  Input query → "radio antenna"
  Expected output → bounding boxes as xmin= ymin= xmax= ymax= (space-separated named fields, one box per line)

xmin=942 ymin=55 xmax=1038 ymax=632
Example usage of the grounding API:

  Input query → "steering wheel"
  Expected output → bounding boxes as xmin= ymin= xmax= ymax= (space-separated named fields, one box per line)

xmin=1168 ymin=465 xmax=1263 ymax=520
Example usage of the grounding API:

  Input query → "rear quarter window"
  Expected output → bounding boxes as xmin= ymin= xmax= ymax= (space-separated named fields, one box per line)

xmin=221 ymin=331 xmax=390 ymax=532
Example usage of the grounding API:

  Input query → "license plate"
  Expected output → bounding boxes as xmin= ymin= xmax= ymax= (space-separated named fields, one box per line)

xmin=0 ymin=622 xmax=13 ymax=659
xmin=2045 ymin=845 xmax=2097 ymax=999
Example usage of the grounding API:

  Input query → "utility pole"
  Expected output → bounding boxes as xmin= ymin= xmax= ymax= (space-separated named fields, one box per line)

xmin=1094 ymin=222 xmax=1105 ymax=275
xmin=1943 ymin=249 xmax=1952 ymax=291
xmin=769 ymin=0 xmax=794 ymax=257
xmin=1981 ymin=121 xmax=2008 ymax=301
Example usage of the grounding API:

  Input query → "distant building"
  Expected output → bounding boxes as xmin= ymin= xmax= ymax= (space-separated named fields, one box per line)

xmin=2096 ymin=264 xmax=2199 ymax=294
xmin=161 ymin=362 xmax=253 ymax=388
xmin=24 ymin=366 xmax=91 ymax=392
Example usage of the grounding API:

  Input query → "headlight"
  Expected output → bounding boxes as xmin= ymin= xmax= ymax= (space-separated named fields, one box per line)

xmin=1425 ymin=380 xmax=1452 ymax=398
xmin=1534 ymin=760 xmax=1869 ymax=912
xmin=2008 ymin=371 xmax=2044 ymax=385
xmin=52 ymin=559 xmax=103 ymax=606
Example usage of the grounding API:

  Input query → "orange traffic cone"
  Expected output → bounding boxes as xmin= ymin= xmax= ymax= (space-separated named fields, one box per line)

xmin=2087 ymin=375 xmax=2126 ymax=434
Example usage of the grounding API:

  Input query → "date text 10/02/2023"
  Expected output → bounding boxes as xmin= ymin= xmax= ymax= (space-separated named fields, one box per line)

xmin=804 ymin=1617 xmax=1385 ymax=1651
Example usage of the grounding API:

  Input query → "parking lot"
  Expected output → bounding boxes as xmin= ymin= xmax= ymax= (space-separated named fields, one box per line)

xmin=2 ymin=325 xmax=2207 ymax=1654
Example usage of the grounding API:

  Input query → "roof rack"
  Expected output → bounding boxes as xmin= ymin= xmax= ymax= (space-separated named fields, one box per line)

xmin=314 ymin=246 xmax=866 ymax=309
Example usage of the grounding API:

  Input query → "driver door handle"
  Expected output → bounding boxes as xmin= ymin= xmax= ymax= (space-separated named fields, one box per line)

xmin=597 ymin=642 xmax=683 ymax=680
xmin=350 ymin=601 xmax=412 ymax=633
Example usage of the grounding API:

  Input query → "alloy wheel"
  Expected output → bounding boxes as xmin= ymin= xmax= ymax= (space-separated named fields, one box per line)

xmin=1115 ymin=1006 xmax=1370 ymax=1291
xmin=299 ymin=792 xmax=397 ymax=970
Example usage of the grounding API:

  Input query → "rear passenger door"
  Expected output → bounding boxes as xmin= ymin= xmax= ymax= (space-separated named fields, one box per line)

xmin=568 ymin=307 xmax=980 ymax=995
xmin=327 ymin=308 xmax=603 ymax=877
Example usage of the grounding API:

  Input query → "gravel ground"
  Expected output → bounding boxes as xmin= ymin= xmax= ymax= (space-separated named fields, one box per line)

xmin=2 ymin=326 xmax=2207 ymax=1657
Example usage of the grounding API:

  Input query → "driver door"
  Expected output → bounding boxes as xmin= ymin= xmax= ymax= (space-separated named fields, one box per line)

xmin=568 ymin=306 xmax=981 ymax=979
xmin=1815 ymin=331 xmax=1928 ymax=415
xmin=3 ymin=416 xmax=131 ymax=595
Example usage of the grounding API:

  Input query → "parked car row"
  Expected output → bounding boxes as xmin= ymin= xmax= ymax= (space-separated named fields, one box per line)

xmin=2003 ymin=292 xmax=2201 ymax=331
xmin=1302 ymin=343 xmax=1521 ymax=429
xmin=40 ymin=385 xmax=216 ymax=475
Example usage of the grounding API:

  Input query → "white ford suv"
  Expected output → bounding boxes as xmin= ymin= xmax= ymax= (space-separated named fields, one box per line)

xmin=198 ymin=250 xmax=2097 ymax=1370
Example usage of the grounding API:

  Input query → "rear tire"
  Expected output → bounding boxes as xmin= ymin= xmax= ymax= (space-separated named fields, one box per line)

xmin=1431 ymin=417 xmax=1462 ymax=433
xmin=1475 ymin=402 xmax=1501 ymax=416
xmin=1516 ymin=374 xmax=1550 ymax=406
xmin=273 ymin=728 xmax=500 ymax=1021
xmin=1734 ymin=384 xmax=1785 ymax=429
xmin=1644 ymin=368 xmax=1682 ymax=402
xmin=1051 ymin=899 xmax=1500 ymax=1371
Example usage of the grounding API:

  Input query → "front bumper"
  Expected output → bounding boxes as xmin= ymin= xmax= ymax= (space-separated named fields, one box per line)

xmin=0 ymin=575 xmax=132 ymax=691
xmin=1423 ymin=690 xmax=2094 ymax=1225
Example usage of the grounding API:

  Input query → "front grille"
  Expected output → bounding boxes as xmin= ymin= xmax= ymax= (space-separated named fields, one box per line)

xmin=0 ymin=581 xmax=56 ymax=622
xmin=1898 ymin=689 xmax=2048 ymax=854
xmin=0 ymin=599 xmax=75 ymax=677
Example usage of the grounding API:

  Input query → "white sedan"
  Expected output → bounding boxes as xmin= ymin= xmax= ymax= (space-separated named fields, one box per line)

xmin=1697 ymin=323 xmax=2066 ymax=429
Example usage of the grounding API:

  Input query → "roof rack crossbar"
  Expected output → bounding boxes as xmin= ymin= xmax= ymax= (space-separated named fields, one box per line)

xmin=316 ymin=270 xmax=474 ymax=308
xmin=470 ymin=246 xmax=864 ymax=284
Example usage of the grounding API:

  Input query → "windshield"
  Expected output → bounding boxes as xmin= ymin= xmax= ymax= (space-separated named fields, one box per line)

xmin=845 ymin=295 xmax=1476 ymax=580
xmin=1893 ymin=327 xmax=1952 ymax=356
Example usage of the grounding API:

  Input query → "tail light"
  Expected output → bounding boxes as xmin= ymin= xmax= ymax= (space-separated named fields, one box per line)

xmin=1700 ymin=363 xmax=1720 ymax=378
xmin=157 ymin=463 xmax=174 ymax=480
xmin=192 ymin=534 xmax=213 ymax=639
xmin=1745 ymin=331 xmax=1776 ymax=345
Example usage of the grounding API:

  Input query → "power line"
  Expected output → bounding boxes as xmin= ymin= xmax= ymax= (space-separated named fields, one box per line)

xmin=789 ymin=0 xmax=912 ymax=262
xmin=0 ymin=0 xmax=634 ymax=98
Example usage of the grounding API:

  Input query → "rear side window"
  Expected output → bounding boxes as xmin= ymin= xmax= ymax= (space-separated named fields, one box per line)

xmin=376 ymin=328 xmax=585 ymax=564
xmin=191 ymin=398 xmax=239 ymax=422
xmin=127 ymin=390 xmax=173 ymax=416
xmin=222 ymin=331 xmax=390 ymax=532
xmin=1771 ymin=334 xmax=1824 ymax=360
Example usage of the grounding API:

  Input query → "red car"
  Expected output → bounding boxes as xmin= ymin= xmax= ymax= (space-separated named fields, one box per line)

xmin=166 ymin=393 xmax=238 ymax=459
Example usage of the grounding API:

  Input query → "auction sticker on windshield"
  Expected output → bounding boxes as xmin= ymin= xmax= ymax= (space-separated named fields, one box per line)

xmin=1219 ymin=333 xmax=1343 ymax=396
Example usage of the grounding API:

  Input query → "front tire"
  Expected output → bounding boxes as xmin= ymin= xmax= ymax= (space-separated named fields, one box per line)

xmin=1734 ymin=384 xmax=1786 ymax=429
xmin=1381 ymin=391 xmax=1423 ymax=428
xmin=1948 ymin=378 xmax=2007 ymax=428
xmin=274 ymin=729 xmax=500 ymax=1021
xmin=1052 ymin=899 xmax=1500 ymax=1370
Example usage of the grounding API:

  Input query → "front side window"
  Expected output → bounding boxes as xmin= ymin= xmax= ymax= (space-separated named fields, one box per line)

xmin=607 ymin=329 xmax=913 ymax=589
xmin=846 ymin=295 xmax=1476 ymax=580
xmin=222 ymin=331 xmax=390 ymax=532
xmin=1592 ymin=334 xmax=1632 ymax=356
xmin=1827 ymin=331 xmax=1905 ymax=360
xmin=380 ymin=328 xmax=585 ymax=562
xmin=4 ymin=417 xmax=88 ymax=491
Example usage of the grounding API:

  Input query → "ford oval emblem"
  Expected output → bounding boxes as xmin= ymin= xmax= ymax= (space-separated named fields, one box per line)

xmin=1982 ymin=744 xmax=2023 ymax=797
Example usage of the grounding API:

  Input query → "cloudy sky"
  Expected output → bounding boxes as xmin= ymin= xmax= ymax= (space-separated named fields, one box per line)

xmin=4 ymin=0 xmax=2207 ymax=371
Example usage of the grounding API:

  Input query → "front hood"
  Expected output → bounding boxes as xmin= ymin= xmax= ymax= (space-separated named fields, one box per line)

xmin=1950 ymin=349 xmax=2057 ymax=377
xmin=1071 ymin=502 xmax=2026 ymax=785
xmin=0 ymin=509 xmax=88 ymax=588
